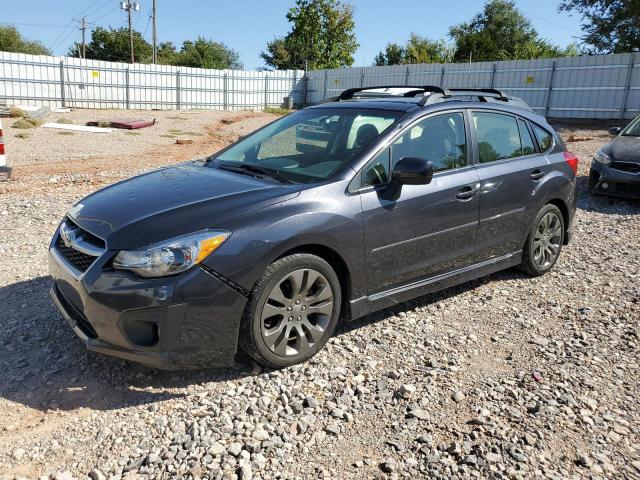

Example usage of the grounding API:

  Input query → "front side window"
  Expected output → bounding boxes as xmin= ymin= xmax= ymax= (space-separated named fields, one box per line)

xmin=391 ymin=112 xmax=467 ymax=172
xmin=362 ymin=149 xmax=390 ymax=187
xmin=473 ymin=112 xmax=524 ymax=163
xmin=212 ymin=108 xmax=401 ymax=183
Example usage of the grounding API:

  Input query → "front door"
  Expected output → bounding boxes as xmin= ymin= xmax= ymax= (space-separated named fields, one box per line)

xmin=359 ymin=111 xmax=481 ymax=295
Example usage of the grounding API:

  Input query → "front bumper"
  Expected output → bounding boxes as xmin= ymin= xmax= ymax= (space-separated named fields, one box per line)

xmin=48 ymin=234 xmax=249 ymax=370
xmin=589 ymin=161 xmax=640 ymax=200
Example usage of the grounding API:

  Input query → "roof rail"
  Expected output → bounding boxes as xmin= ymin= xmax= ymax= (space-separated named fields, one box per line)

xmin=337 ymin=85 xmax=451 ymax=101
xmin=448 ymin=88 xmax=509 ymax=101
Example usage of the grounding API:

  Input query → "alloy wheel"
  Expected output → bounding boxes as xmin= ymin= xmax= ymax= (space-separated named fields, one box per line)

xmin=532 ymin=211 xmax=562 ymax=269
xmin=260 ymin=268 xmax=334 ymax=357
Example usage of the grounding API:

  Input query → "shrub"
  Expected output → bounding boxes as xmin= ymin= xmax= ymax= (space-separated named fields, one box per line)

xmin=9 ymin=107 xmax=26 ymax=118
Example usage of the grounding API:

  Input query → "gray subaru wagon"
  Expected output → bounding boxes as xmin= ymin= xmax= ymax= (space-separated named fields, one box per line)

xmin=49 ymin=86 xmax=578 ymax=370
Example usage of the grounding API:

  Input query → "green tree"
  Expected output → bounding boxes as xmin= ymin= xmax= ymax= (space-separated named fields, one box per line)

xmin=261 ymin=0 xmax=358 ymax=70
xmin=0 ymin=25 xmax=51 ymax=55
xmin=72 ymin=26 xmax=152 ymax=63
xmin=374 ymin=42 xmax=404 ymax=66
xmin=172 ymin=37 xmax=242 ymax=69
xmin=449 ymin=0 xmax=577 ymax=62
xmin=559 ymin=0 xmax=640 ymax=53
xmin=374 ymin=35 xmax=453 ymax=66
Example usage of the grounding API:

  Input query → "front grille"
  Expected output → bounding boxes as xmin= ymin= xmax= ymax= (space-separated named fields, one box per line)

xmin=613 ymin=182 xmax=640 ymax=195
xmin=611 ymin=161 xmax=640 ymax=174
xmin=56 ymin=236 xmax=97 ymax=272
xmin=54 ymin=218 xmax=105 ymax=274
xmin=54 ymin=284 xmax=98 ymax=338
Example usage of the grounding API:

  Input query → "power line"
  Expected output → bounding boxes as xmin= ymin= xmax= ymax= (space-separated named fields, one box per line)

xmin=0 ymin=22 xmax=70 ymax=28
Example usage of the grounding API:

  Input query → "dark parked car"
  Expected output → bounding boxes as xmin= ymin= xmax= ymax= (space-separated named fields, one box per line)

xmin=49 ymin=86 xmax=578 ymax=370
xmin=589 ymin=116 xmax=640 ymax=199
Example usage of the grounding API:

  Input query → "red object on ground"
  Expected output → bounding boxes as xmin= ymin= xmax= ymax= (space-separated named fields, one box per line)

xmin=86 ymin=119 xmax=155 ymax=129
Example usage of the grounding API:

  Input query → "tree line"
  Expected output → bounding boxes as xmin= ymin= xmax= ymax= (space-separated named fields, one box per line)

xmin=0 ymin=0 xmax=638 ymax=70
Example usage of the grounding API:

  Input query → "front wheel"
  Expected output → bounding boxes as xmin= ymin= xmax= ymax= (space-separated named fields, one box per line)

xmin=240 ymin=254 xmax=341 ymax=368
xmin=519 ymin=204 xmax=565 ymax=277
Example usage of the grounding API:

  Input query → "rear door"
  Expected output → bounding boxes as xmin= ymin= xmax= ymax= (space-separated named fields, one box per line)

xmin=470 ymin=110 xmax=549 ymax=260
xmin=358 ymin=110 xmax=481 ymax=294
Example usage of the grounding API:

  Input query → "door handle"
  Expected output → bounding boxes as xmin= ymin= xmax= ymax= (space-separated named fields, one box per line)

xmin=530 ymin=169 xmax=545 ymax=181
xmin=456 ymin=185 xmax=478 ymax=200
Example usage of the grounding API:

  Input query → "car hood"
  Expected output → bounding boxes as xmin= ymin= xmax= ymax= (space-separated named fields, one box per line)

xmin=67 ymin=163 xmax=300 ymax=249
xmin=606 ymin=135 xmax=640 ymax=163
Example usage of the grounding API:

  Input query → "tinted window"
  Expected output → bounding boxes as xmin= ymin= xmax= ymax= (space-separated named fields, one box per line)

xmin=362 ymin=149 xmax=390 ymax=187
xmin=472 ymin=112 xmax=522 ymax=163
xmin=347 ymin=115 xmax=396 ymax=149
xmin=392 ymin=112 xmax=467 ymax=172
xmin=518 ymin=119 xmax=536 ymax=155
xmin=532 ymin=124 xmax=553 ymax=151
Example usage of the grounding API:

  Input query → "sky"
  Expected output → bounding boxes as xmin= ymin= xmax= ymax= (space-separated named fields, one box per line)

xmin=2 ymin=0 xmax=586 ymax=69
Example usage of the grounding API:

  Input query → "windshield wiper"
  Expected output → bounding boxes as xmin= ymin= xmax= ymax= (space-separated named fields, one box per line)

xmin=216 ymin=163 xmax=293 ymax=184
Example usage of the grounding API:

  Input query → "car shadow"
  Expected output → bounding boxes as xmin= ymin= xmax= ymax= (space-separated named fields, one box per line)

xmin=576 ymin=174 xmax=640 ymax=215
xmin=0 ymin=269 xmax=524 ymax=414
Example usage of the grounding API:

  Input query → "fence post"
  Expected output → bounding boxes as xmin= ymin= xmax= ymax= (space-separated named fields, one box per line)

xmin=620 ymin=53 xmax=635 ymax=120
xmin=303 ymin=72 xmax=309 ymax=107
xmin=323 ymin=71 xmax=328 ymax=100
xmin=292 ymin=70 xmax=298 ymax=107
xmin=489 ymin=63 xmax=496 ymax=88
xmin=360 ymin=68 xmax=365 ymax=87
xmin=544 ymin=61 xmax=556 ymax=117
xmin=176 ymin=71 xmax=181 ymax=110
xmin=223 ymin=73 xmax=229 ymax=111
xmin=59 ymin=60 xmax=66 ymax=108
xmin=125 ymin=67 xmax=130 ymax=109
xmin=264 ymin=74 xmax=269 ymax=109
xmin=439 ymin=65 xmax=445 ymax=87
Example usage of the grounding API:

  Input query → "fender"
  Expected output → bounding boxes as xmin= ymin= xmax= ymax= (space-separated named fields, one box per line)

xmin=201 ymin=181 xmax=368 ymax=300
xmin=519 ymin=170 xmax=574 ymax=246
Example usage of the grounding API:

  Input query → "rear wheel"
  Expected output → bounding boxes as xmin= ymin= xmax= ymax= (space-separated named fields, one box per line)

xmin=240 ymin=254 xmax=341 ymax=368
xmin=519 ymin=204 xmax=564 ymax=277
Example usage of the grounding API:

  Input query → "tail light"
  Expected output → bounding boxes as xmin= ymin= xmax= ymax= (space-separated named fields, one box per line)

xmin=564 ymin=151 xmax=579 ymax=175
xmin=0 ymin=124 xmax=5 ymax=157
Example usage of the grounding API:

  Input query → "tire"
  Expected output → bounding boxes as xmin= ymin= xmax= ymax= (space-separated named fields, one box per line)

xmin=519 ymin=204 xmax=565 ymax=277
xmin=239 ymin=253 xmax=342 ymax=368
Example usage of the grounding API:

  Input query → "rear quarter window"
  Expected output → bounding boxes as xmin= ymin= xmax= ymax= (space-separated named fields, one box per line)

xmin=532 ymin=124 xmax=554 ymax=151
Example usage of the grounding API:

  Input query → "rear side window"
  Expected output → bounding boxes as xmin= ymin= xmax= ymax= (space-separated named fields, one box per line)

xmin=518 ymin=119 xmax=536 ymax=155
xmin=472 ymin=112 xmax=523 ymax=163
xmin=532 ymin=124 xmax=553 ymax=151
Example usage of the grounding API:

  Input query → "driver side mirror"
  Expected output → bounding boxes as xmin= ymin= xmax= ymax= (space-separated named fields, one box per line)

xmin=608 ymin=126 xmax=622 ymax=136
xmin=383 ymin=157 xmax=433 ymax=200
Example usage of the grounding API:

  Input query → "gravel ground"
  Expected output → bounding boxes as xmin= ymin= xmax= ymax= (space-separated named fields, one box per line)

xmin=0 ymin=112 xmax=639 ymax=480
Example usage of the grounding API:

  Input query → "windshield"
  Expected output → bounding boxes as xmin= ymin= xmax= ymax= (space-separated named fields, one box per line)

xmin=621 ymin=116 xmax=640 ymax=137
xmin=210 ymin=108 xmax=402 ymax=183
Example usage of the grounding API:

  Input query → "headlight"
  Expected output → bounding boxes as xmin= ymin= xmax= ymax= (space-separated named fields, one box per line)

xmin=113 ymin=230 xmax=230 ymax=278
xmin=594 ymin=150 xmax=611 ymax=165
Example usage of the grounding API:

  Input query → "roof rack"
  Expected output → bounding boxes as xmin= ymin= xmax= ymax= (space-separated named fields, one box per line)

xmin=330 ymin=85 xmax=532 ymax=111
xmin=337 ymin=85 xmax=451 ymax=101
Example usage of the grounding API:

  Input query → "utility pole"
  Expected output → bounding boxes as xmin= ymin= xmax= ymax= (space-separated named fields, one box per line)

xmin=121 ymin=1 xmax=140 ymax=64
xmin=79 ymin=17 xmax=87 ymax=59
xmin=152 ymin=0 xmax=157 ymax=64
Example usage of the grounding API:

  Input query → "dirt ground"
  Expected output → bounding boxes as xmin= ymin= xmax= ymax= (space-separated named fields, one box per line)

xmin=0 ymin=110 xmax=639 ymax=480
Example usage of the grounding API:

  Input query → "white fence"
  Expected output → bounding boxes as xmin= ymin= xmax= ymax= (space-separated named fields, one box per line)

xmin=307 ymin=53 xmax=640 ymax=119
xmin=0 ymin=51 xmax=304 ymax=111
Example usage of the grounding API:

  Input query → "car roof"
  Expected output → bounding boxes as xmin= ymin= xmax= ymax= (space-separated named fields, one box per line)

xmin=306 ymin=96 xmax=548 ymax=125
